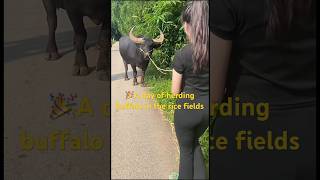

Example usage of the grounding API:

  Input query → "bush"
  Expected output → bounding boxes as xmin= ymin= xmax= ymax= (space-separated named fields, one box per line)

xmin=111 ymin=21 xmax=121 ymax=41
xmin=112 ymin=0 xmax=187 ymax=69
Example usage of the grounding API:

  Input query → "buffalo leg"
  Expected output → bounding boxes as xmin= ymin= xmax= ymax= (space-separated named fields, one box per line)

xmin=72 ymin=11 xmax=91 ymax=50
xmin=67 ymin=12 xmax=89 ymax=76
xmin=140 ymin=62 xmax=149 ymax=86
xmin=140 ymin=70 xmax=146 ymax=87
xmin=42 ymin=0 xmax=61 ymax=60
xmin=131 ymin=65 xmax=138 ymax=86
xmin=96 ymin=18 xmax=110 ymax=81
xmin=73 ymin=35 xmax=89 ymax=50
xmin=123 ymin=61 xmax=129 ymax=81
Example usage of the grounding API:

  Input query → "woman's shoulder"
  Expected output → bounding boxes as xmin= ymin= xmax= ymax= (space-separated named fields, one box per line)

xmin=173 ymin=44 xmax=193 ymax=73
xmin=176 ymin=44 xmax=193 ymax=58
xmin=180 ymin=44 xmax=193 ymax=53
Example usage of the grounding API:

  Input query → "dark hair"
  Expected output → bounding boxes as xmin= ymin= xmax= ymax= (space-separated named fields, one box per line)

xmin=266 ymin=0 xmax=315 ymax=39
xmin=181 ymin=0 xmax=209 ymax=73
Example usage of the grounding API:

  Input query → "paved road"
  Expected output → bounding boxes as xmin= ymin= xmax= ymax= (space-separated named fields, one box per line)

xmin=4 ymin=0 xmax=110 ymax=179
xmin=111 ymin=42 xmax=179 ymax=179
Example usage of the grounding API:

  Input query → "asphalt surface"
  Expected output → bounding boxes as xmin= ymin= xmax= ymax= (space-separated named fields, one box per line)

xmin=4 ymin=0 xmax=110 ymax=179
xmin=111 ymin=42 xmax=179 ymax=179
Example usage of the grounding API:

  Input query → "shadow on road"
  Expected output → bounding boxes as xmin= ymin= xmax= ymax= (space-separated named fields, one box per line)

xmin=4 ymin=26 xmax=100 ymax=63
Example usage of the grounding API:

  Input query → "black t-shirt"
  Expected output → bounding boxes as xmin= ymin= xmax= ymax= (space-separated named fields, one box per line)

xmin=210 ymin=0 xmax=316 ymax=105
xmin=173 ymin=44 xmax=209 ymax=96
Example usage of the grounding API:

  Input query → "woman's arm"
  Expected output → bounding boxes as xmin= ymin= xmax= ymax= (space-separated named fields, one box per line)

xmin=210 ymin=31 xmax=232 ymax=104
xmin=172 ymin=69 xmax=183 ymax=95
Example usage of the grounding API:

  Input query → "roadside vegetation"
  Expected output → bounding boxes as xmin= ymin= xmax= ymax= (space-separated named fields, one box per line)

xmin=112 ymin=0 xmax=209 ymax=167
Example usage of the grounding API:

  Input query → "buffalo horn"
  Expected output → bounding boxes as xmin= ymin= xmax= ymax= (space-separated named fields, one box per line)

xmin=129 ymin=27 xmax=145 ymax=44
xmin=153 ymin=30 xmax=165 ymax=44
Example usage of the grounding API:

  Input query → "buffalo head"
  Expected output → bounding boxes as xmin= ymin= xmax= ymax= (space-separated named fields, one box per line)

xmin=129 ymin=27 xmax=165 ymax=59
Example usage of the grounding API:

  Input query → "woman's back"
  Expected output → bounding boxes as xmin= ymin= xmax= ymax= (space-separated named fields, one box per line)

xmin=173 ymin=44 xmax=209 ymax=95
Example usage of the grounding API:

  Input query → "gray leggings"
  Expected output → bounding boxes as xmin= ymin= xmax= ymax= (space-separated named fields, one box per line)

xmin=174 ymin=95 xmax=209 ymax=180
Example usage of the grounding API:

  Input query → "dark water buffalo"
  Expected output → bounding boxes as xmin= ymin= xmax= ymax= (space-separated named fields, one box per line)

xmin=42 ymin=0 xmax=110 ymax=80
xmin=119 ymin=27 xmax=164 ymax=86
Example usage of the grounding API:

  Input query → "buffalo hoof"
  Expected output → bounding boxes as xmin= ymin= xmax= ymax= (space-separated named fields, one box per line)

xmin=45 ymin=52 xmax=61 ymax=61
xmin=124 ymin=77 xmax=129 ymax=81
xmin=79 ymin=66 xmax=89 ymax=76
xmin=133 ymin=81 xmax=138 ymax=86
xmin=72 ymin=65 xmax=80 ymax=76
xmin=97 ymin=70 xmax=109 ymax=81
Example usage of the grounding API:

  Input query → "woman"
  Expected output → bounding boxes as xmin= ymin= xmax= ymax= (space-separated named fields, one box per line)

xmin=210 ymin=0 xmax=315 ymax=179
xmin=172 ymin=1 xmax=209 ymax=179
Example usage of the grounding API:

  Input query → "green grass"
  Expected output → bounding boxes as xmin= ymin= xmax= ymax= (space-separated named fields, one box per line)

xmin=145 ymin=63 xmax=209 ymax=169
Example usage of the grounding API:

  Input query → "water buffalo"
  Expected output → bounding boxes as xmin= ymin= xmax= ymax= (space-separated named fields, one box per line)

xmin=42 ymin=0 xmax=110 ymax=80
xmin=119 ymin=27 xmax=164 ymax=86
